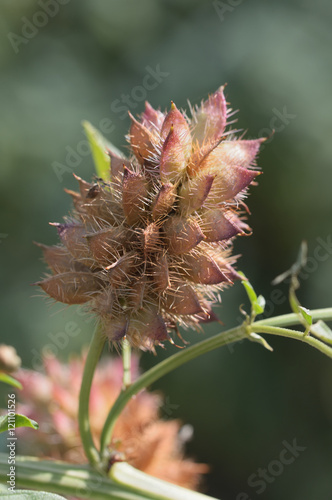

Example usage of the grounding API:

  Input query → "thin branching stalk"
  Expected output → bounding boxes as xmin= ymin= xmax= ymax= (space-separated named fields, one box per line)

xmin=254 ymin=307 xmax=332 ymax=328
xmin=100 ymin=308 xmax=332 ymax=462
xmin=100 ymin=323 xmax=246 ymax=461
xmin=1 ymin=310 xmax=332 ymax=499
xmin=251 ymin=324 xmax=332 ymax=358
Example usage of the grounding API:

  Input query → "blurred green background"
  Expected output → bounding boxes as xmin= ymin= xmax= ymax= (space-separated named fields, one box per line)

xmin=1 ymin=0 xmax=332 ymax=498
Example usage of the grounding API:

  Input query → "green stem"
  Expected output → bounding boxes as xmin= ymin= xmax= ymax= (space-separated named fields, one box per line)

xmin=100 ymin=308 xmax=332 ymax=462
xmin=251 ymin=324 xmax=332 ymax=359
xmin=122 ymin=338 xmax=132 ymax=389
xmin=100 ymin=324 xmax=246 ymax=460
xmin=2 ymin=310 xmax=332 ymax=499
xmin=78 ymin=323 xmax=105 ymax=467
xmin=254 ymin=307 xmax=332 ymax=328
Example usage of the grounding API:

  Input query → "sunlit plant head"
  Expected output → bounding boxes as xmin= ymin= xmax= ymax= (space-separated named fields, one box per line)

xmin=36 ymin=86 xmax=264 ymax=350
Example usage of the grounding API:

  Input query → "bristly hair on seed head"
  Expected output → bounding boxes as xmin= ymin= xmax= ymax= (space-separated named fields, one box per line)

xmin=35 ymin=86 xmax=265 ymax=351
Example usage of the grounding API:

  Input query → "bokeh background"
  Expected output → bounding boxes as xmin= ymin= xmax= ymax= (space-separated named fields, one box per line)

xmin=1 ymin=0 xmax=332 ymax=498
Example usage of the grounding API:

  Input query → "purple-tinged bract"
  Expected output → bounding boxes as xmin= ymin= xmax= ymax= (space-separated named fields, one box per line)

xmin=36 ymin=86 xmax=264 ymax=350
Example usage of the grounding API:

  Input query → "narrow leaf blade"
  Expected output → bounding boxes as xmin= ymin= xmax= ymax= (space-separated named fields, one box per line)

xmin=0 ymin=414 xmax=38 ymax=433
xmin=250 ymin=333 xmax=273 ymax=351
xmin=239 ymin=272 xmax=265 ymax=315
xmin=256 ymin=295 xmax=266 ymax=315
xmin=299 ymin=306 xmax=312 ymax=326
xmin=0 ymin=372 xmax=22 ymax=389
xmin=82 ymin=121 xmax=112 ymax=181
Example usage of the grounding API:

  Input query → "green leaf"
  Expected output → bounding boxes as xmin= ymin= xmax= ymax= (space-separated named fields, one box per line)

xmin=239 ymin=272 xmax=265 ymax=316
xmin=0 ymin=372 xmax=22 ymax=389
xmin=298 ymin=306 xmax=312 ymax=326
xmin=0 ymin=491 xmax=67 ymax=500
xmin=257 ymin=295 xmax=266 ymax=313
xmin=249 ymin=333 xmax=274 ymax=351
xmin=82 ymin=121 xmax=114 ymax=181
xmin=311 ymin=320 xmax=332 ymax=346
xmin=0 ymin=414 xmax=38 ymax=433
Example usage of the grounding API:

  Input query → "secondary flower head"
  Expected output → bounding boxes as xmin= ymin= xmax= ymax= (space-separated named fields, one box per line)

xmin=36 ymin=86 xmax=263 ymax=349
xmin=16 ymin=353 xmax=208 ymax=490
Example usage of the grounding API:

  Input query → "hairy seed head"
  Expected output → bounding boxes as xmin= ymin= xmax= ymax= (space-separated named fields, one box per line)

xmin=36 ymin=86 xmax=263 ymax=350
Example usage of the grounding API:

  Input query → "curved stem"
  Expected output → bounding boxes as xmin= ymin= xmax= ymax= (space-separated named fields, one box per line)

xmin=100 ymin=307 xmax=332 ymax=462
xmin=100 ymin=324 xmax=246 ymax=460
xmin=79 ymin=323 xmax=105 ymax=467
xmin=252 ymin=324 xmax=332 ymax=359
xmin=254 ymin=307 xmax=332 ymax=328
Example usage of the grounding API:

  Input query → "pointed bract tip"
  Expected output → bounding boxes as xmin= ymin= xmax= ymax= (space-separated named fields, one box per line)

xmin=31 ymin=281 xmax=41 ymax=286
xmin=123 ymin=165 xmax=130 ymax=177
xmin=64 ymin=188 xmax=79 ymax=196
xmin=128 ymin=111 xmax=138 ymax=123
xmin=217 ymin=84 xmax=226 ymax=93
xmin=144 ymin=101 xmax=153 ymax=112
xmin=34 ymin=85 xmax=265 ymax=349
xmin=33 ymin=241 xmax=47 ymax=249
